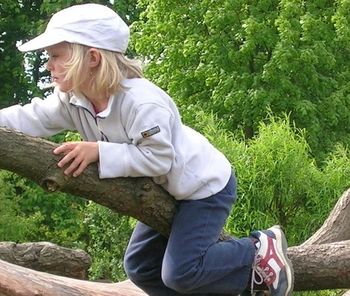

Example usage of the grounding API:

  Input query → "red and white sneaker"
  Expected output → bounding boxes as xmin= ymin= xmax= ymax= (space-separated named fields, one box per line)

xmin=250 ymin=225 xmax=294 ymax=296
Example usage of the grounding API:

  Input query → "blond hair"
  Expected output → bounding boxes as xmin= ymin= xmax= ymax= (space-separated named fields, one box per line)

xmin=64 ymin=43 xmax=143 ymax=97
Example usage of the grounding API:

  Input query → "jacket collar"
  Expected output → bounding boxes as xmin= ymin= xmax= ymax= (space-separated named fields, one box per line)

xmin=69 ymin=92 xmax=116 ymax=118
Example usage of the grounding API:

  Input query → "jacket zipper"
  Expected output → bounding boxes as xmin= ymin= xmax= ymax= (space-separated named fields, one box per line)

xmin=70 ymin=103 xmax=110 ymax=142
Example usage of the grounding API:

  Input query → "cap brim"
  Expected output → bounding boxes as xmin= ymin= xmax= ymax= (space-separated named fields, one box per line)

xmin=17 ymin=32 xmax=66 ymax=52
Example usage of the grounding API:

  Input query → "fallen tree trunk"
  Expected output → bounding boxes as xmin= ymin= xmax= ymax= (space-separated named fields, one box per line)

xmin=0 ymin=259 xmax=145 ymax=296
xmin=288 ymin=240 xmax=350 ymax=290
xmin=0 ymin=240 xmax=350 ymax=295
xmin=1 ymin=127 xmax=350 ymax=294
xmin=0 ymin=242 xmax=91 ymax=279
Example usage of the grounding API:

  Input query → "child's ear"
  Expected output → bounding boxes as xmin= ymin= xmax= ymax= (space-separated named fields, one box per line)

xmin=88 ymin=48 xmax=101 ymax=68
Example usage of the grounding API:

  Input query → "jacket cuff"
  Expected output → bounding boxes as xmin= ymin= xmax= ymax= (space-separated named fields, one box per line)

xmin=97 ymin=141 xmax=128 ymax=178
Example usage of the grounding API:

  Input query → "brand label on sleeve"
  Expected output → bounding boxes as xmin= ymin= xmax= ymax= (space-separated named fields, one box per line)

xmin=141 ymin=126 xmax=161 ymax=138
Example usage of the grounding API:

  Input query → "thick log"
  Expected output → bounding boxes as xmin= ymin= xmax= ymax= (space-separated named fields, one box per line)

xmin=0 ymin=242 xmax=91 ymax=279
xmin=0 ymin=259 xmax=146 ymax=296
xmin=0 ymin=241 xmax=350 ymax=295
xmin=288 ymin=240 xmax=350 ymax=291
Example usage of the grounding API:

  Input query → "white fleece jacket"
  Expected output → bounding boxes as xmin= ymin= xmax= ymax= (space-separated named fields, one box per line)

xmin=0 ymin=78 xmax=232 ymax=200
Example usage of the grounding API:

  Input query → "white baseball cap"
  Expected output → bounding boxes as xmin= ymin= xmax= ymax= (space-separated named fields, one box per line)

xmin=17 ymin=3 xmax=129 ymax=53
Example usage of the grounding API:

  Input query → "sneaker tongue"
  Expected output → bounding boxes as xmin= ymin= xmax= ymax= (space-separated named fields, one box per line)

xmin=255 ymin=241 xmax=261 ymax=250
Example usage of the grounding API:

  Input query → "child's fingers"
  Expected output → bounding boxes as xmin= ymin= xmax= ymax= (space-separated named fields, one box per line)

xmin=53 ymin=142 xmax=78 ymax=155
xmin=57 ymin=151 xmax=75 ymax=168
xmin=63 ymin=156 xmax=81 ymax=175
xmin=53 ymin=142 xmax=97 ymax=177
xmin=72 ymin=161 xmax=88 ymax=177
xmin=64 ymin=158 xmax=88 ymax=177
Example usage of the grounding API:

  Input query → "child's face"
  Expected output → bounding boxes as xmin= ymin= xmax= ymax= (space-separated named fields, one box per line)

xmin=46 ymin=42 xmax=73 ymax=92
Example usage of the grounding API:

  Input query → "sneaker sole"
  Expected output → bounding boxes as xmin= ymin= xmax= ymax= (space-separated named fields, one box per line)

xmin=269 ymin=225 xmax=294 ymax=296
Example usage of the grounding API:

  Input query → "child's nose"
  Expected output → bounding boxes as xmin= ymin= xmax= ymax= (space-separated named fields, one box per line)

xmin=46 ymin=59 xmax=53 ymax=71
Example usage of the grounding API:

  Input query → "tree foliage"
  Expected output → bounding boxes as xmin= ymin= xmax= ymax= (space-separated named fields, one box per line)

xmin=187 ymin=111 xmax=350 ymax=247
xmin=132 ymin=0 xmax=350 ymax=158
xmin=0 ymin=0 xmax=42 ymax=106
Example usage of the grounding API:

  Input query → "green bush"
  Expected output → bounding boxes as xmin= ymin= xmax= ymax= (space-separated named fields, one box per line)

xmin=0 ymin=171 xmax=86 ymax=248
xmin=0 ymin=171 xmax=40 ymax=242
xmin=190 ymin=111 xmax=350 ymax=246
xmin=84 ymin=202 xmax=135 ymax=281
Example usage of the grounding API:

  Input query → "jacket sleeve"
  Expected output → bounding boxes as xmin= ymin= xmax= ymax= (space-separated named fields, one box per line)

xmin=98 ymin=102 xmax=175 ymax=178
xmin=0 ymin=92 xmax=74 ymax=137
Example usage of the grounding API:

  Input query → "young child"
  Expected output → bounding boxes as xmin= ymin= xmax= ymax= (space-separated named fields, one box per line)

xmin=0 ymin=4 xmax=294 ymax=296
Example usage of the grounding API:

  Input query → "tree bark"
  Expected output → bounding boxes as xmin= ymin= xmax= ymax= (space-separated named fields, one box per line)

xmin=0 ymin=242 xmax=91 ymax=279
xmin=0 ymin=241 xmax=350 ymax=295
xmin=1 ymin=127 xmax=350 ymax=295
xmin=0 ymin=259 xmax=145 ymax=296
xmin=288 ymin=241 xmax=350 ymax=290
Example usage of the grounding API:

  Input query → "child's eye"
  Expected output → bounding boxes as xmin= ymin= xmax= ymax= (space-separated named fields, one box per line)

xmin=47 ymin=51 xmax=58 ymax=58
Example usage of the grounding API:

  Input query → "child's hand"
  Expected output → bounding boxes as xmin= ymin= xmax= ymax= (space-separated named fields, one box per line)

xmin=53 ymin=142 xmax=99 ymax=177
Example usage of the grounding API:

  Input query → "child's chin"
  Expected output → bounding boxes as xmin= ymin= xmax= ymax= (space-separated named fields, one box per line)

xmin=57 ymin=85 xmax=72 ymax=93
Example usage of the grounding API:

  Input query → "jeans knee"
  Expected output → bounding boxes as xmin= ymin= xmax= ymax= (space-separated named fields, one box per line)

xmin=123 ymin=255 xmax=133 ymax=278
xmin=161 ymin=266 xmax=195 ymax=293
xmin=125 ymin=251 xmax=163 ymax=287
xmin=123 ymin=252 xmax=142 ymax=283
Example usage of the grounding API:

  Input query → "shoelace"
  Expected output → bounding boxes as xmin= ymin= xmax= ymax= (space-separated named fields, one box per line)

xmin=251 ymin=254 xmax=273 ymax=296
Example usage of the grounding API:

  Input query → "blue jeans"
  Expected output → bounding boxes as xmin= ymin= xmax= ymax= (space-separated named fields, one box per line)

xmin=124 ymin=174 xmax=255 ymax=295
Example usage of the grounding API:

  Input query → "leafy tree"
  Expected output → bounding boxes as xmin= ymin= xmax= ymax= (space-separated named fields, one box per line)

xmin=132 ymin=0 xmax=350 ymax=158
xmin=0 ymin=0 xmax=43 ymax=106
